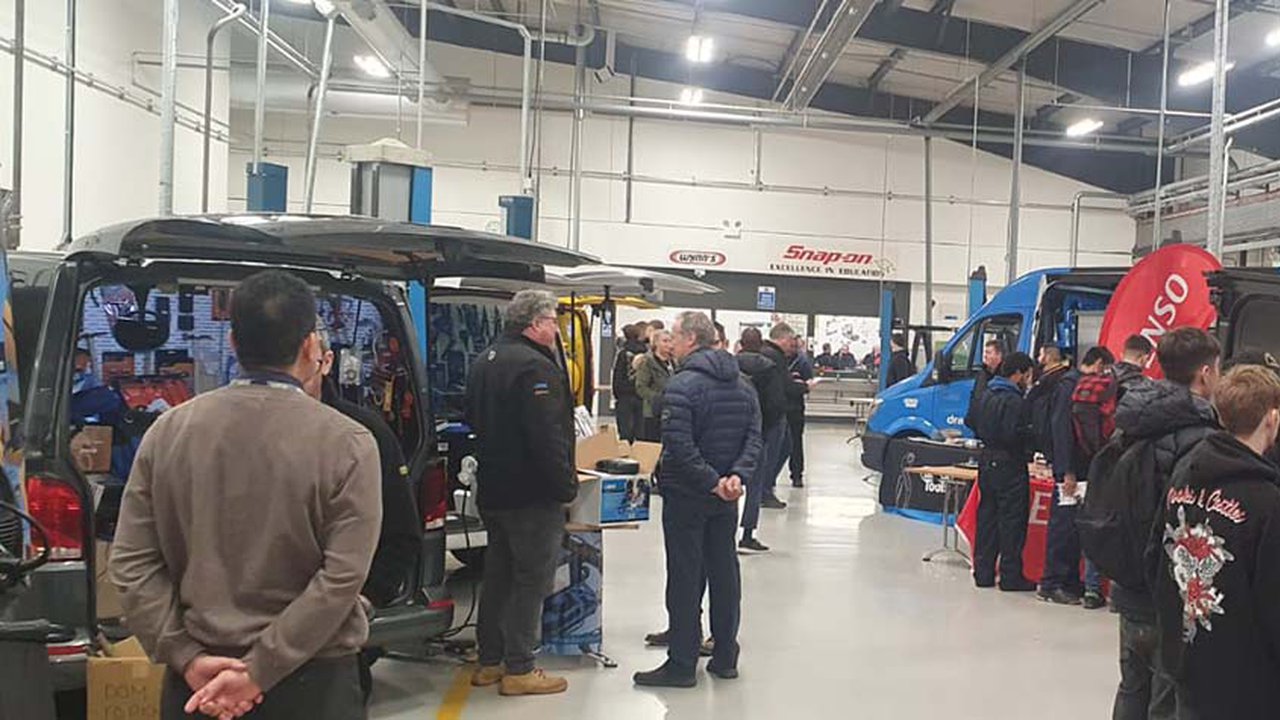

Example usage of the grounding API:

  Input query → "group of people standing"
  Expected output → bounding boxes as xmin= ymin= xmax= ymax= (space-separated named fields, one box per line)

xmin=966 ymin=326 xmax=1280 ymax=719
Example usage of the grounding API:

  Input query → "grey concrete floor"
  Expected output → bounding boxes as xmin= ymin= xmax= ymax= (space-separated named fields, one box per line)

xmin=371 ymin=424 xmax=1120 ymax=719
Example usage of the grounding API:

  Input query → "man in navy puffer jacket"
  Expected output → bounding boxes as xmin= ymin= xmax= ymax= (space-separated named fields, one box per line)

xmin=634 ymin=311 xmax=763 ymax=689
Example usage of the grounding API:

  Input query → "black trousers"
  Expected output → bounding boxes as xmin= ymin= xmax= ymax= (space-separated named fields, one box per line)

xmin=787 ymin=411 xmax=805 ymax=483
xmin=973 ymin=451 xmax=1029 ymax=585
xmin=1113 ymin=614 xmax=1181 ymax=720
xmin=477 ymin=504 xmax=564 ymax=675
xmin=162 ymin=655 xmax=364 ymax=720
xmin=640 ymin=416 xmax=662 ymax=443
xmin=663 ymin=495 xmax=740 ymax=672
xmin=615 ymin=395 xmax=644 ymax=443
xmin=1040 ymin=486 xmax=1084 ymax=594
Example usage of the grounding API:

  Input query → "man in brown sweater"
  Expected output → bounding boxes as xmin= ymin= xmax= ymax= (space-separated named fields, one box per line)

xmin=111 ymin=270 xmax=382 ymax=720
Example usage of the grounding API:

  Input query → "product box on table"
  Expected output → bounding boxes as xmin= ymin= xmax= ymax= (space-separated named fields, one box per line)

xmin=571 ymin=425 xmax=659 ymax=526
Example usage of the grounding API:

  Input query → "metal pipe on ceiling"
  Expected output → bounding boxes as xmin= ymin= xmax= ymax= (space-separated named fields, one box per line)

xmin=10 ymin=0 xmax=23 ymax=248
xmin=252 ymin=0 xmax=271 ymax=176
xmin=159 ymin=0 xmax=180 ymax=215
xmin=1153 ymin=0 xmax=1171 ymax=249
xmin=1006 ymin=59 xmax=1026 ymax=285
xmin=784 ymin=0 xmax=878 ymax=111
xmin=923 ymin=136 xmax=934 ymax=329
xmin=773 ymin=0 xmax=833 ymax=103
xmin=63 ymin=0 xmax=76 ymax=243
xmin=1070 ymin=191 xmax=1126 ymax=265
xmin=416 ymin=0 xmax=428 ymax=148
xmin=204 ymin=0 xmax=317 ymax=79
xmin=920 ymin=0 xmax=1106 ymax=126
xmin=305 ymin=15 xmax=337 ymax=213
xmin=570 ymin=41 xmax=585 ymax=250
xmin=242 ymin=138 xmax=1133 ymax=215
xmin=204 ymin=3 xmax=247 ymax=213
xmin=1165 ymin=95 xmax=1280 ymax=154
xmin=1206 ymin=0 xmax=1229 ymax=258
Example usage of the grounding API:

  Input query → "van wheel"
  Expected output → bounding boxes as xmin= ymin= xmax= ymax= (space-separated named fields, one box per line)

xmin=452 ymin=548 xmax=486 ymax=570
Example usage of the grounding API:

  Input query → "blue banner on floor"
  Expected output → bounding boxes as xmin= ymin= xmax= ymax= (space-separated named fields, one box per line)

xmin=541 ymin=530 xmax=603 ymax=656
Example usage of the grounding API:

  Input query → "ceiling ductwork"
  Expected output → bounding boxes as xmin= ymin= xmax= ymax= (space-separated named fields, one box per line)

xmin=330 ymin=0 xmax=445 ymax=86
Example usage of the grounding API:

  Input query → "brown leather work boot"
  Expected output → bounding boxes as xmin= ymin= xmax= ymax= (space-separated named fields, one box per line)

xmin=499 ymin=669 xmax=569 ymax=696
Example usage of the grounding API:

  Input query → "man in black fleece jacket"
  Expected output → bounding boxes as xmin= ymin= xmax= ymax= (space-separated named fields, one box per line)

xmin=1109 ymin=328 xmax=1220 ymax=720
xmin=1154 ymin=365 xmax=1280 ymax=720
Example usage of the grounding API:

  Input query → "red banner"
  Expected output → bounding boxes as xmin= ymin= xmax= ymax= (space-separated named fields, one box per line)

xmin=957 ymin=476 xmax=1055 ymax=582
xmin=1096 ymin=245 xmax=1222 ymax=379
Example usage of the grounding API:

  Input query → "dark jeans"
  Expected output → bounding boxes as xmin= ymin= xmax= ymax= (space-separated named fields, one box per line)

xmin=764 ymin=422 xmax=791 ymax=495
xmin=973 ymin=452 xmax=1029 ymax=585
xmin=742 ymin=421 xmax=786 ymax=532
xmin=162 ymin=655 xmax=364 ymax=720
xmin=1040 ymin=486 xmax=1084 ymax=594
xmin=615 ymin=395 xmax=644 ymax=443
xmin=477 ymin=504 xmax=565 ymax=675
xmin=1113 ymin=614 xmax=1180 ymax=720
xmin=787 ymin=412 xmax=805 ymax=483
xmin=664 ymin=496 xmax=740 ymax=672
xmin=640 ymin=416 xmax=662 ymax=443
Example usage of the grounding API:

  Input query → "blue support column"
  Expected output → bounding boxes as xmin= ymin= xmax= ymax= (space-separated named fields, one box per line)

xmin=246 ymin=162 xmax=288 ymax=212
xmin=967 ymin=266 xmax=988 ymax=319
xmin=408 ymin=166 xmax=434 ymax=360
xmin=879 ymin=289 xmax=894 ymax=392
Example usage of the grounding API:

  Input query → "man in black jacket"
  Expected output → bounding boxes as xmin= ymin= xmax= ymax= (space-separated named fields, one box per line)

xmin=972 ymin=352 xmax=1037 ymax=592
xmin=736 ymin=328 xmax=787 ymax=553
xmin=634 ymin=311 xmax=762 ymax=689
xmin=613 ymin=324 xmax=648 ymax=442
xmin=304 ymin=325 xmax=423 ymax=702
xmin=759 ymin=323 xmax=800 ymax=509
xmin=1115 ymin=334 xmax=1154 ymax=401
xmin=1038 ymin=346 xmax=1113 ymax=606
xmin=785 ymin=341 xmax=814 ymax=489
xmin=1109 ymin=327 xmax=1220 ymax=720
xmin=1154 ymin=365 xmax=1280 ymax=719
xmin=886 ymin=333 xmax=916 ymax=387
xmin=465 ymin=290 xmax=578 ymax=697
xmin=965 ymin=340 xmax=1004 ymax=432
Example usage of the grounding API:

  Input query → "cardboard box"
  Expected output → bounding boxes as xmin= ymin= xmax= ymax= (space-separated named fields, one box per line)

xmin=87 ymin=638 xmax=165 ymax=720
xmin=71 ymin=426 xmax=113 ymax=475
xmin=96 ymin=541 xmax=123 ymax=620
xmin=571 ymin=426 xmax=659 ymax=527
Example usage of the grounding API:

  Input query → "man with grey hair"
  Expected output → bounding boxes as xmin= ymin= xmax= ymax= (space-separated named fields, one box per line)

xmin=634 ymin=311 xmax=762 ymax=689
xmin=465 ymin=289 xmax=578 ymax=696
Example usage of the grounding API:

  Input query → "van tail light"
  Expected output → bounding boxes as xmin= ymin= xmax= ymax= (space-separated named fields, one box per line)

xmin=420 ymin=460 xmax=448 ymax=531
xmin=25 ymin=476 xmax=84 ymax=561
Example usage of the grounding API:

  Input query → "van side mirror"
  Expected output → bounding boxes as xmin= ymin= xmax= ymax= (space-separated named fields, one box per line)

xmin=935 ymin=352 xmax=952 ymax=382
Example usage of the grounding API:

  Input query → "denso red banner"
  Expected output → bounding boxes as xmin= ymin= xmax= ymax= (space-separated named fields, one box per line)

xmin=1097 ymin=245 xmax=1222 ymax=380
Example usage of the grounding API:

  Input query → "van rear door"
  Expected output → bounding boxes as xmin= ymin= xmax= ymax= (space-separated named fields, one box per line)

xmin=1210 ymin=269 xmax=1280 ymax=357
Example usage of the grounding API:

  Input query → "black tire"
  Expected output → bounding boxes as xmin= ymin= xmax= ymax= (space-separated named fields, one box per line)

xmin=452 ymin=548 xmax=486 ymax=569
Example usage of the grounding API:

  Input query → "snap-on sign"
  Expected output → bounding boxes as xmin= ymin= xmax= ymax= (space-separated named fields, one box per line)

xmin=781 ymin=244 xmax=876 ymax=266
xmin=1097 ymin=245 xmax=1222 ymax=380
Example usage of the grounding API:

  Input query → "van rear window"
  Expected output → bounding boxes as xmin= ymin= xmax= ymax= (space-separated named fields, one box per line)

xmin=74 ymin=283 xmax=421 ymax=538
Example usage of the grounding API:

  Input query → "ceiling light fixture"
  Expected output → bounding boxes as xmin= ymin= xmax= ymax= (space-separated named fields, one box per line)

xmin=1268 ymin=27 xmax=1280 ymax=47
xmin=685 ymin=35 xmax=715 ymax=63
xmin=1177 ymin=60 xmax=1235 ymax=88
xmin=354 ymin=54 xmax=392 ymax=79
xmin=679 ymin=87 xmax=705 ymax=105
xmin=1065 ymin=118 xmax=1104 ymax=137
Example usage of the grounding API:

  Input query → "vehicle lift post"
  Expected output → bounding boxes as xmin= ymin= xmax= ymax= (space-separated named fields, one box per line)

xmin=967 ymin=266 xmax=988 ymax=319
xmin=346 ymin=141 xmax=436 ymax=360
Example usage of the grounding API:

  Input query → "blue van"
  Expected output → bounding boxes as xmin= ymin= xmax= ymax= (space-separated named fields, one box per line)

xmin=861 ymin=267 xmax=1126 ymax=474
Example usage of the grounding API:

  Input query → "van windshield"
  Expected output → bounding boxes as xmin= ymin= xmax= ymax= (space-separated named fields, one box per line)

xmin=72 ymin=282 xmax=422 ymax=538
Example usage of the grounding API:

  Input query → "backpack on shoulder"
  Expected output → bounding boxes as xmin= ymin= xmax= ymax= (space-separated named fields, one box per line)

xmin=1077 ymin=434 xmax=1162 ymax=591
xmin=1071 ymin=372 xmax=1118 ymax=461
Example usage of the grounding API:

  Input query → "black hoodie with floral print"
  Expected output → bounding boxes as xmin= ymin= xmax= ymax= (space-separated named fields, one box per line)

xmin=1154 ymin=431 xmax=1280 ymax=720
